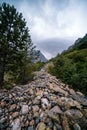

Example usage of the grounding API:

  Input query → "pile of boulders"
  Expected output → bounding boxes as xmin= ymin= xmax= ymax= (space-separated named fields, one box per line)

xmin=0 ymin=70 xmax=87 ymax=130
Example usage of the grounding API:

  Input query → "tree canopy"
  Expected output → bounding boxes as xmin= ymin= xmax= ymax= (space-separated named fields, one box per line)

xmin=0 ymin=3 xmax=36 ymax=86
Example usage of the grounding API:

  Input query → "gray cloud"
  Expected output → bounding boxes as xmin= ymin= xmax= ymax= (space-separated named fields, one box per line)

xmin=19 ymin=0 xmax=87 ymax=59
xmin=35 ymin=38 xmax=73 ymax=59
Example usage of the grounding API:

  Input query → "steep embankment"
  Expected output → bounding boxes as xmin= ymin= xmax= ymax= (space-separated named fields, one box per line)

xmin=0 ymin=69 xmax=87 ymax=130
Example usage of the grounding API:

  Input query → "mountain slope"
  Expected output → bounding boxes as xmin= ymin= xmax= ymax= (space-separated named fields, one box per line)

xmin=48 ymin=34 xmax=87 ymax=95
xmin=38 ymin=51 xmax=47 ymax=62
xmin=34 ymin=50 xmax=47 ymax=62
xmin=68 ymin=34 xmax=87 ymax=51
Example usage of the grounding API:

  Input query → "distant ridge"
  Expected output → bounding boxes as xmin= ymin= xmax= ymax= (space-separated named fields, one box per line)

xmin=34 ymin=50 xmax=47 ymax=62
xmin=38 ymin=51 xmax=47 ymax=62
xmin=68 ymin=34 xmax=87 ymax=51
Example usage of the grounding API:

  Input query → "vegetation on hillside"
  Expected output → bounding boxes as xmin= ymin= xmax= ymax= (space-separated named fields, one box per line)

xmin=48 ymin=34 xmax=87 ymax=95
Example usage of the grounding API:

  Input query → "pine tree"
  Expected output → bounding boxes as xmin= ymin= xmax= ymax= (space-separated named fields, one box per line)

xmin=0 ymin=3 xmax=35 ymax=85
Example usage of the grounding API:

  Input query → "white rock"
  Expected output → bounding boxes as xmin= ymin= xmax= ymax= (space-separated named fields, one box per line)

xmin=41 ymin=98 xmax=49 ymax=106
xmin=12 ymin=118 xmax=21 ymax=130
xmin=21 ymin=105 xmax=29 ymax=114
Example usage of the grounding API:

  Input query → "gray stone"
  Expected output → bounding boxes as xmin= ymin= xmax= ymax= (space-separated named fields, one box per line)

xmin=21 ymin=105 xmax=29 ymax=114
xmin=12 ymin=118 xmax=21 ymax=130
xmin=35 ymin=117 xmax=40 ymax=124
xmin=0 ymin=117 xmax=7 ymax=123
xmin=32 ymin=105 xmax=39 ymax=112
xmin=49 ymin=106 xmax=63 ymax=114
xmin=0 ymin=66 xmax=87 ymax=130
xmin=0 ymin=109 xmax=3 ymax=116
xmin=54 ymin=123 xmax=62 ymax=130
xmin=65 ymin=109 xmax=83 ymax=119
xmin=80 ymin=97 xmax=87 ymax=106
xmin=28 ymin=126 xmax=34 ymax=130
xmin=33 ymin=98 xmax=40 ymax=105
xmin=73 ymin=123 xmax=81 ymax=130
xmin=73 ymin=95 xmax=87 ymax=106
xmin=49 ymin=83 xmax=68 ymax=96
xmin=9 ymin=104 xmax=17 ymax=111
xmin=47 ymin=121 xmax=53 ymax=128
xmin=69 ymin=89 xmax=76 ymax=96
xmin=60 ymin=97 xmax=82 ymax=109
xmin=12 ymin=112 xmax=19 ymax=118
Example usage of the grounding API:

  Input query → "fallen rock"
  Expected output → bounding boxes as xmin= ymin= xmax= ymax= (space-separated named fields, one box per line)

xmin=0 ymin=69 xmax=87 ymax=130
xmin=32 ymin=105 xmax=39 ymax=112
xmin=35 ymin=90 xmax=43 ymax=96
xmin=12 ymin=112 xmax=19 ymax=119
xmin=41 ymin=98 xmax=49 ymax=106
xmin=65 ymin=109 xmax=83 ymax=119
xmin=73 ymin=123 xmax=81 ymax=130
xmin=49 ymin=106 xmax=63 ymax=114
xmin=36 ymin=122 xmax=46 ymax=130
xmin=12 ymin=118 xmax=21 ymax=130
xmin=9 ymin=104 xmax=17 ymax=112
xmin=21 ymin=105 xmax=29 ymax=114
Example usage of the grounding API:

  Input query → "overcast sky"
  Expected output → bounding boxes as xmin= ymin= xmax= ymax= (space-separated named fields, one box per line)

xmin=1 ymin=0 xmax=87 ymax=59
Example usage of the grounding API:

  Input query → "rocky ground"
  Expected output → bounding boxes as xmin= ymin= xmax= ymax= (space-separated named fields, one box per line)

xmin=0 ymin=69 xmax=87 ymax=130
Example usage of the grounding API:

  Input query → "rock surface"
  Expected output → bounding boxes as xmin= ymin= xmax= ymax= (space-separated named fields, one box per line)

xmin=0 ymin=69 xmax=87 ymax=130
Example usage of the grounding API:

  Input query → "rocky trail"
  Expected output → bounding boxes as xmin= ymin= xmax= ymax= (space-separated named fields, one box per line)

xmin=0 ymin=69 xmax=87 ymax=130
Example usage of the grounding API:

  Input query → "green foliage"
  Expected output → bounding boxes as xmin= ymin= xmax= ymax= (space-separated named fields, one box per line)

xmin=49 ymin=47 xmax=87 ymax=95
xmin=3 ymin=81 xmax=13 ymax=90
xmin=48 ymin=65 xmax=56 ymax=75
xmin=9 ymin=58 xmax=33 ymax=84
xmin=32 ymin=62 xmax=45 ymax=71
xmin=0 ymin=3 xmax=37 ymax=87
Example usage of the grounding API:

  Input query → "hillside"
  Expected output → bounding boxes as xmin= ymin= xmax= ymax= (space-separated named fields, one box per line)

xmin=68 ymin=34 xmax=87 ymax=50
xmin=48 ymin=34 xmax=87 ymax=95
xmin=0 ymin=69 xmax=87 ymax=130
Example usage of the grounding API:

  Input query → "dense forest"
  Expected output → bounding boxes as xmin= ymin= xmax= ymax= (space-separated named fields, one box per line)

xmin=48 ymin=34 xmax=87 ymax=95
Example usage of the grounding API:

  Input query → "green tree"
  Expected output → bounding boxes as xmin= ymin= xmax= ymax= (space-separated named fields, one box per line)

xmin=0 ymin=3 xmax=35 ymax=85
